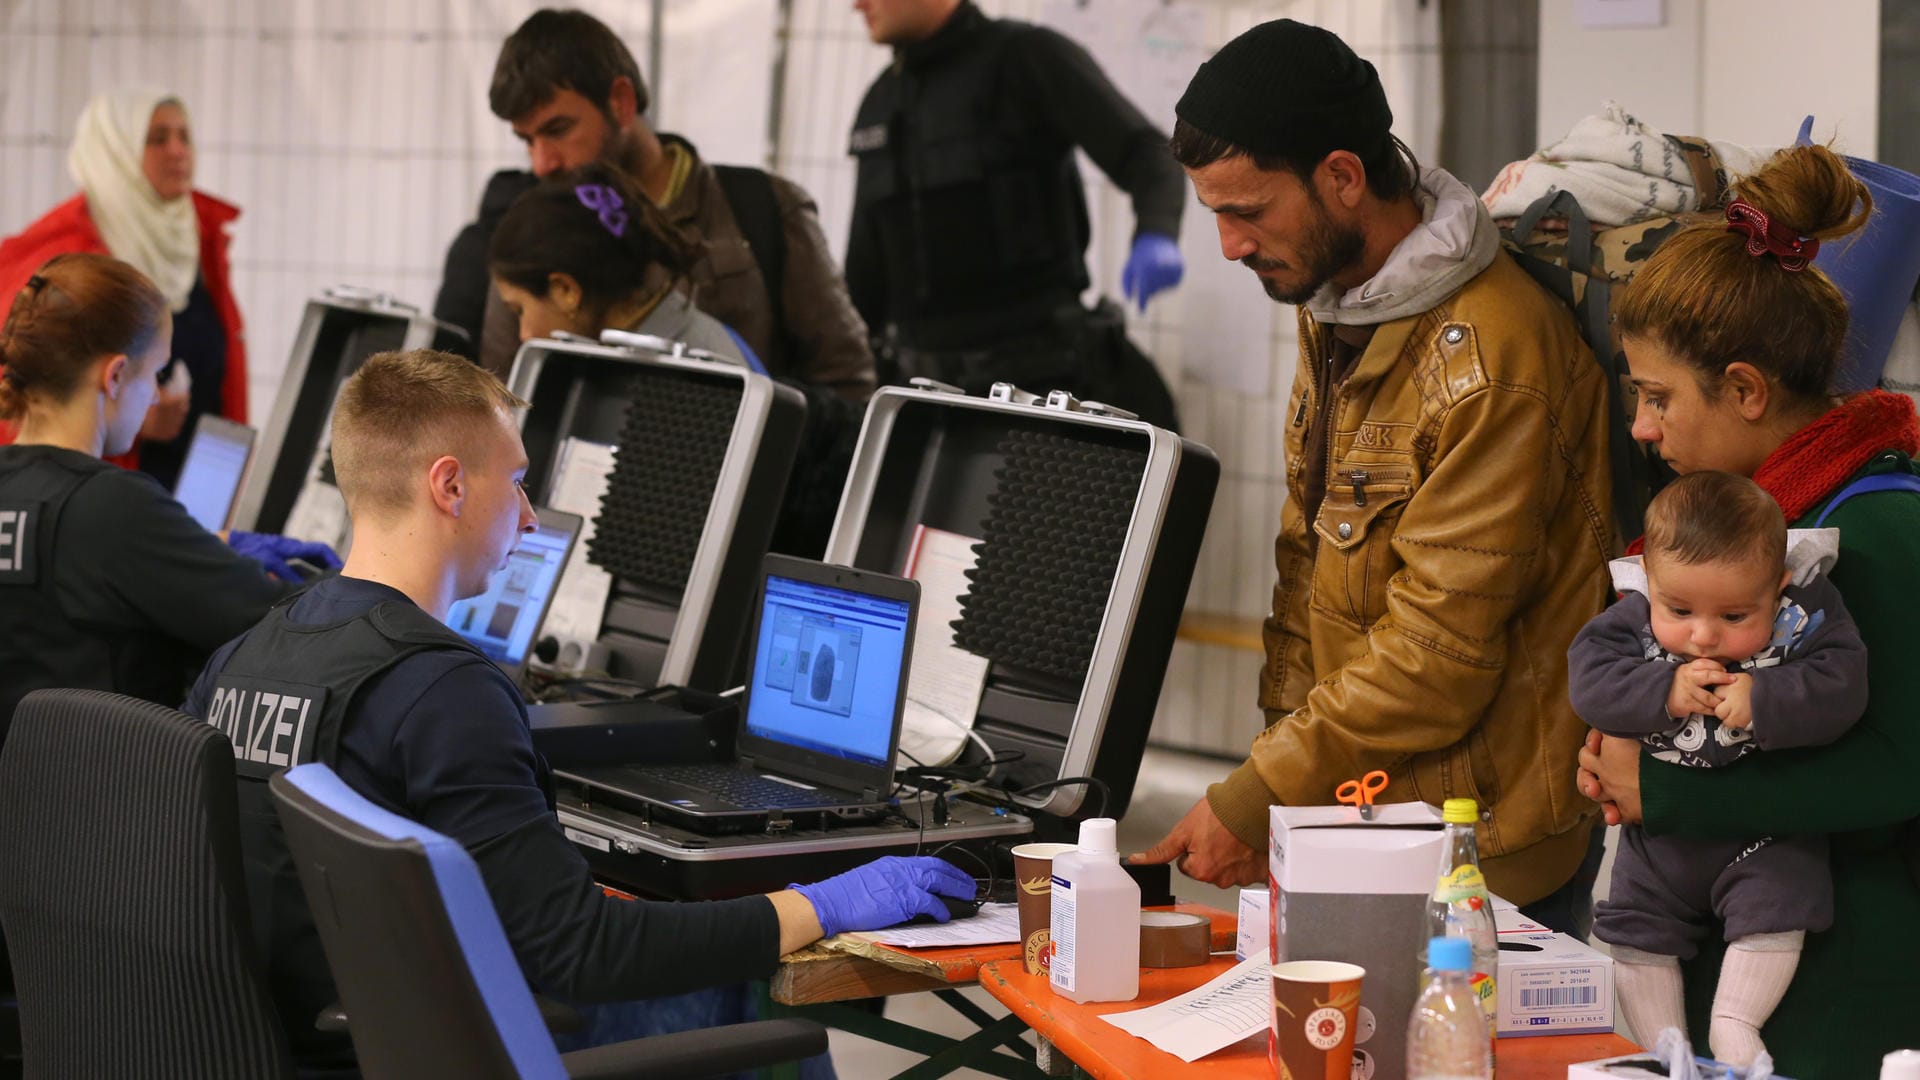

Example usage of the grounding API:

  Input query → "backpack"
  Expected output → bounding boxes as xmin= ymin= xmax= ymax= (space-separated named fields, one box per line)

xmin=712 ymin=164 xmax=794 ymax=368
xmin=1500 ymin=135 xmax=1731 ymax=542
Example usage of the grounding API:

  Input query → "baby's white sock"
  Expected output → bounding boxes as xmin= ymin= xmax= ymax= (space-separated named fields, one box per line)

xmin=1610 ymin=945 xmax=1686 ymax=1047
xmin=1709 ymin=931 xmax=1803 ymax=1067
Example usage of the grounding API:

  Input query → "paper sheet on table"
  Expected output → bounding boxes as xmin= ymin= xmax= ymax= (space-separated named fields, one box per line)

xmin=540 ymin=438 xmax=617 ymax=661
xmin=850 ymin=902 xmax=1021 ymax=948
xmin=1100 ymin=956 xmax=1272 ymax=1063
xmin=897 ymin=525 xmax=991 ymax=767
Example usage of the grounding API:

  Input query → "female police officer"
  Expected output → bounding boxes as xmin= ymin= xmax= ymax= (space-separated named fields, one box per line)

xmin=0 ymin=252 xmax=338 ymax=741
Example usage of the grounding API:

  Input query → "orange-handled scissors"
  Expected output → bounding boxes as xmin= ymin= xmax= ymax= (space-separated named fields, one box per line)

xmin=1335 ymin=770 xmax=1389 ymax=820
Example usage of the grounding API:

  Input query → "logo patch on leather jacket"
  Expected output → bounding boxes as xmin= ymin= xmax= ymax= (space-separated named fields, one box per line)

xmin=849 ymin=124 xmax=889 ymax=153
xmin=1354 ymin=423 xmax=1401 ymax=450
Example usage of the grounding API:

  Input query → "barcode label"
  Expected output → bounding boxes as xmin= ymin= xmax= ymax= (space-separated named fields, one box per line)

xmin=1520 ymin=987 xmax=1598 ymax=1007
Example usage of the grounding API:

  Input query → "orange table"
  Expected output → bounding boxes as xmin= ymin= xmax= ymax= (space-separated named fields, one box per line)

xmin=979 ymin=955 xmax=1638 ymax=1080
xmin=773 ymin=903 xmax=1236 ymax=1006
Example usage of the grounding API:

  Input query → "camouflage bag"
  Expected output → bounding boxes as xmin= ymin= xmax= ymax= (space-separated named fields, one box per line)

xmin=1501 ymin=135 xmax=1730 ymax=542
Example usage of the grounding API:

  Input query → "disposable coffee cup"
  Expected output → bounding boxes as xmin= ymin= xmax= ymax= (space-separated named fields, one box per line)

xmin=1010 ymin=842 xmax=1077 ymax=975
xmin=1268 ymin=960 xmax=1365 ymax=1080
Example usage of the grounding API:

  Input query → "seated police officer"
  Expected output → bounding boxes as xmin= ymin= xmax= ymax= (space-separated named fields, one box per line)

xmin=181 ymin=348 xmax=973 ymax=1069
xmin=0 ymin=253 xmax=336 ymax=742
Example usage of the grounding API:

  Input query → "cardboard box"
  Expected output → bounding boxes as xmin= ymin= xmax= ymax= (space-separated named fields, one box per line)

xmin=1488 ymin=893 xmax=1552 ymax=935
xmin=1495 ymin=931 xmax=1613 ymax=1037
xmin=1271 ymin=802 xmax=1445 ymax=1080
xmin=1235 ymin=886 xmax=1269 ymax=961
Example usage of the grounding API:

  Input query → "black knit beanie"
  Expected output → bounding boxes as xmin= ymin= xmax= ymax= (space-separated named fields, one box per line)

xmin=1175 ymin=19 xmax=1392 ymax=162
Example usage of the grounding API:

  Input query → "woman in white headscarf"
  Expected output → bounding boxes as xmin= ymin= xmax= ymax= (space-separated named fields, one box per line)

xmin=0 ymin=89 xmax=249 ymax=485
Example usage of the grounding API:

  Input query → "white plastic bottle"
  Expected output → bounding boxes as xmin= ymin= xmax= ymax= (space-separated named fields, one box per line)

xmin=1408 ymin=936 xmax=1493 ymax=1080
xmin=1048 ymin=817 xmax=1140 ymax=1003
xmin=1882 ymin=1049 xmax=1920 ymax=1079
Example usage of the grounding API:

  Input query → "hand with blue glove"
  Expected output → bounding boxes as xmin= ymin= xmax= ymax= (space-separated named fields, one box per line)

xmin=1121 ymin=232 xmax=1184 ymax=312
xmin=228 ymin=531 xmax=344 ymax=582
xmin=790 ymin=856 xmax=979 ymax=937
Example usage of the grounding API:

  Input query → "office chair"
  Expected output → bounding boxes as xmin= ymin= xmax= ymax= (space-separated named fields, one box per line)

xmin=0 ymin=689 xmax=295 ymax=1079
xmin=270 ymin=763 xmax=828 ymax=1079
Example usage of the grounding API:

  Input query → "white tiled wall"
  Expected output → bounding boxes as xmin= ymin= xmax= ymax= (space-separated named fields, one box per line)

xmin=775 ymin=0 xmax=1441 ymax=756
xmin=0 ymin=0 xmax=1438 ymax=758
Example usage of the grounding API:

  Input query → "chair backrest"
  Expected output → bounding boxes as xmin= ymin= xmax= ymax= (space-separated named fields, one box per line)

xmin=0 ymin=689 xmax=294 ymax=1079
xmin=269 ymin=762 xmax=565 ymax=1080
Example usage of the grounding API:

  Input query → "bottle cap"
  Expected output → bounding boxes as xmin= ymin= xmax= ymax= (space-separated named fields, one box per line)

xmin=1427 ymin=936 xmax=1471 ymax=972
xmin=1077 ymin=817 xmax=1118 ymax=854
xmin=1882 ymin=1049 xmax=1920 ymax=1080
xmin=1442 ymin=798 xmax=1479 ymax=824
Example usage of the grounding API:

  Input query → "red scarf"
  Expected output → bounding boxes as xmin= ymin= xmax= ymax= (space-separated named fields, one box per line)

xmin=1753 ymin=389 xmax=1920 ymax=522
xmin=1625 ymin=390 xmax=1920 ymax=554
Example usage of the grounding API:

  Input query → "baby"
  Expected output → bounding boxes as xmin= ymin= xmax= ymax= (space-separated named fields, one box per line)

xmin=1568 ymin=470 xmax=1867 ymax=1067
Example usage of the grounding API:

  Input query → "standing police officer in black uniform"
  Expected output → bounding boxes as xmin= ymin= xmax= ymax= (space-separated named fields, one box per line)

xmin=846 ymin=0 xmax=1188 ymax=427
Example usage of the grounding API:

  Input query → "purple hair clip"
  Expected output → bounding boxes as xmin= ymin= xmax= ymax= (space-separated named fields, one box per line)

xmin=574 ymin=183 xmax=629 ymax=239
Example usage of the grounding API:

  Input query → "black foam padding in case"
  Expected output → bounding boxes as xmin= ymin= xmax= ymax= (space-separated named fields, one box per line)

xmin=952 ymin=430 xmax=1146 ymax=687
xmin=587 ymin=371 xmax=742 ymax=600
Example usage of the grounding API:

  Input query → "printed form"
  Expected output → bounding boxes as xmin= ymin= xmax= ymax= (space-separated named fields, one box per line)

xmin=1099 ymin=957 xmax=1272 ymax=1062
xmin=541 ymin=438 xmax=617 ymax=652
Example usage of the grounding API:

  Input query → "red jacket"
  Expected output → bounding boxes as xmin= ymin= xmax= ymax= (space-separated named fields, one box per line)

xmin=0 ymin=191 xmax=248 ymax=466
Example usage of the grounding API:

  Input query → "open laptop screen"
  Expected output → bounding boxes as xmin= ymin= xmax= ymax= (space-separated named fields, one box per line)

xmin=445 ymin=508 xmax=580 ymax=670
xmin=174 ymin=416 xmax=255 ymax=532
xmin=745 ymin=573 xmax=912 ymax=768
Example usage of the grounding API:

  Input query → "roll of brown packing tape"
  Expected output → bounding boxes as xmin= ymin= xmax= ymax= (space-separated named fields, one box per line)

xmin=1138 ymin=911 xmax=1211 ymax=968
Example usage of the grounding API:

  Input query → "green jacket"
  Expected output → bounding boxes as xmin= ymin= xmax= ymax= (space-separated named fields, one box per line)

xmin=1643 ymin=450 xmax=1920 ymax=1078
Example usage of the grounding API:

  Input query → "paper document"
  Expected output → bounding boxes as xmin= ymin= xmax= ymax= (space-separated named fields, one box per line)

xmin=897 ymin=525 xmax=991 ymax=766
xmin=1100 ymin=957 xmax=1271 ymax=1063
xmin=540 ymin=438 xmax=618 ymax=662
xmin=283 ymin=478 xmax=349 ymax=553
xmin=852 ymin=902 xmax=1020 ymax=948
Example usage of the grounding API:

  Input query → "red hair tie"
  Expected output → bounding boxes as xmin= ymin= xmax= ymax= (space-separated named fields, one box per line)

xmin=1725 ymin=200 xmax=1818 ymax=271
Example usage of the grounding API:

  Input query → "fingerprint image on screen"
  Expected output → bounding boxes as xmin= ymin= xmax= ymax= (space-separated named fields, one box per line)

xmin=791 ymin=618 xmax=860 ymax=717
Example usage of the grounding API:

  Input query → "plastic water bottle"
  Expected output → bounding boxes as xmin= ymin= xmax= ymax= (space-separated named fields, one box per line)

xmin=1048 ymin=817 xmax=1140 ymax=1002
xmin=1409 ymin=936 xmax=1493 ymax=1080
xmin=1425 ymin=798 xmax=1498 ymax=1029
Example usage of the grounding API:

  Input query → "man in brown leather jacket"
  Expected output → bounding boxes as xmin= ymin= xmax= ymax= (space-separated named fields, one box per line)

xmin=436 ymin=8 xmax=875 ymax=405
xmin=1134 ymin=20 xmax=1614 ymax=931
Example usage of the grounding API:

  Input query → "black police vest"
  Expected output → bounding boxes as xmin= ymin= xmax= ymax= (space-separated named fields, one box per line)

xmin=0 ymin=451 xmax=124 ymax=740
xmin=205 ymin=596 xmax=496 ymax=1058
xmin=850 ymin=14 xmax=1090 ymax=344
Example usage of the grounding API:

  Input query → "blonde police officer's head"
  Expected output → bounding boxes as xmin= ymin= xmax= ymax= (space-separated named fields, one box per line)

xmin=329 ymin=350 xmax=536 ymax=614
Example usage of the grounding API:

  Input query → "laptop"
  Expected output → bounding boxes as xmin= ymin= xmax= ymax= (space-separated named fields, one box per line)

xmin=444 ymin=506 xmax=583 ymax=685
xmin=173 ymin=415 xmax=256 ymax=532
xmin=610 ymin=554 xmax=919 ymax=827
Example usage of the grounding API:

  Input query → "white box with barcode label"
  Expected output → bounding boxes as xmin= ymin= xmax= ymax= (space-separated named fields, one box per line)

xmin=1495 ymin=931 xmax=1613 ymax=1037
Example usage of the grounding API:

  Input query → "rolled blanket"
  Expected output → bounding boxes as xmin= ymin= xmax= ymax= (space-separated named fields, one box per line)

xmin=1484 ymin=101 xmax=1771 ymax=227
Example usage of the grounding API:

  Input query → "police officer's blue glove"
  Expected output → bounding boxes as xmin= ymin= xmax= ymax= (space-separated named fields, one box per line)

xmin=789 ymin=856 xmax=979 ymax=937
xmin=1121 ymin=232 xmax=1184 ymax=312
xmin=228 ymin=531 xmax=344 ymax=582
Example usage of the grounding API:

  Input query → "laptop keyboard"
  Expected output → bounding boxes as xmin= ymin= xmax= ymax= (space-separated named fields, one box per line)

xmin=647 ymin=764 xmax=854 ymax=809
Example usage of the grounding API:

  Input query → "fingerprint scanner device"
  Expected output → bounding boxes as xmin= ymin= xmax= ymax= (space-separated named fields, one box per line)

xmin=232 ymin=286 xmax=462 ymax=547
xmin=556 ymin=554 xmax=917 ymax=834
xmin=507 ymin=333 xmax=806 ymax=694
xmin=443 ymin=507 xmax=581 ymax=686
xmin=172 ymin=415 xmax=255 ymax=531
